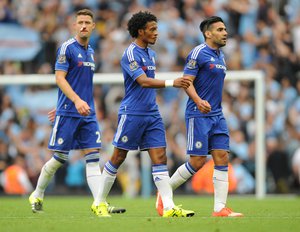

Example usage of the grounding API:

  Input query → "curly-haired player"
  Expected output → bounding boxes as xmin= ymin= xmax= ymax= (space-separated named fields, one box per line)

xmin=93 ymin=11 xmax=194 ymax=218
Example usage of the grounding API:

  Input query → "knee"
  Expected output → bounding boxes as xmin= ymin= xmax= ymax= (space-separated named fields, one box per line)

xmin=152 ymin=152 xmax=167 ymax=165
xmin=44 ymin=158 xmax=63 ymax=175
xmin=213 ymin=151 xmax=229 ymax=165
xmin=110 ymin=150 xmax=127 ymax=166
xmin=189 ymin=157 xmax=206 ymax=171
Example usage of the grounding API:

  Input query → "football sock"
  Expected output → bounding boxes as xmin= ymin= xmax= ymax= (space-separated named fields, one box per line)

xmin=85 ymin=152 xmax=101 ymax=203
xmin=94 ymin=161 xmax=117 ymax=205
xmin=152 ymin=164 xmax=174 ymax=211
xmin=213 ymin=166 xmax=229 ymax=212
xmin=34 ymin=156 xmax=64 ymax=198
xmin=170 ymin=162 xmax=196 ymax=190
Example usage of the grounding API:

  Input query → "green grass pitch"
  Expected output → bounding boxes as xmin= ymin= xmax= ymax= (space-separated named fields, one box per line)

xmin=0 ymin=195 xmax=300 ymax=232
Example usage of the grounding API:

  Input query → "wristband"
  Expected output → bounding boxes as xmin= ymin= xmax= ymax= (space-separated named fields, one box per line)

xmin=165 ymin=80 xmax=174 ymax=87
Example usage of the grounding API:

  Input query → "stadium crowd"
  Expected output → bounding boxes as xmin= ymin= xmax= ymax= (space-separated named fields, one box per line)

xmin=0 ymin=0 xmax=300 ymax=196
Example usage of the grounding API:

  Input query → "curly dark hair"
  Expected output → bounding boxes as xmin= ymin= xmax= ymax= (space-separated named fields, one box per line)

xmin=127 ymin=11 xmax=157 ymax=38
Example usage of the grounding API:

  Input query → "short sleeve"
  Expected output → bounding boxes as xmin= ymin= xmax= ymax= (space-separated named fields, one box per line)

xmin=121 ymin=49 xmax=144 ymax=81
xmin=183 ymin=48 xmax=203 ymax=77
xmin=55 ymin=46 xmax=70 ymax=72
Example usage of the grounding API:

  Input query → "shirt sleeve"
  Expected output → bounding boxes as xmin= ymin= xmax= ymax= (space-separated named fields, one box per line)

xmin=55 ymin=46 xmax=71 ymax=72
xmin=183 ymin=48 xmax=202 ymax=77
xmin=121 ymin=49 xmax=144 ymax=81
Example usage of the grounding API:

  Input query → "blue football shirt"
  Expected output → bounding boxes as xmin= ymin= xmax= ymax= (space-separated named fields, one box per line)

xmin=55 ymin=38 xmax=96 ymax=118
xmin=119 ymin=43 xmax=159 ymax=115
xmin=184 ymin=43 xmax=227 ymax=118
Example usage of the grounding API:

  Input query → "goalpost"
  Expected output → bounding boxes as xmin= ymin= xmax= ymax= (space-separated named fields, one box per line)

xmin=0 ymin=70 xmax=265 ymax=199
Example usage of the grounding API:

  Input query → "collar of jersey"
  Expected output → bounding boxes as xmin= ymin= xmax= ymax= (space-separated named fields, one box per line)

xmin=204 ymin=43 xmax=220 ymax=53
xmin=204 ymin=43 xmax=220 ymax=56
xmin=132 ymin=42 xmax=148 ymax=51
xmin=74 ymin=37 xmax=90 ymax=50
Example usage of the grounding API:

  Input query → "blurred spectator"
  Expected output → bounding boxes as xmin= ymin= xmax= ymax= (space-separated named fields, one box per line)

xmin=0 ymin=154 xmax=33 ymax=195
xmin=267 ymin=137 xmax=291 ymax=193
xmin=65 ymin=151 xmax=86 ymax=192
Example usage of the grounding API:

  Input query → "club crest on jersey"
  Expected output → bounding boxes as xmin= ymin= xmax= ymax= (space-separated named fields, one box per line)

xmin=58 ymin=138 xmax=64 ymax=145
xmin=187 ymin=59 xmax=197 ymax=69
xmin=121 ymin=136 xmax=128 ymax=143
xmin=58 ymin=55 xmax=66 ymax=64
xmin=195 ymin=141 xmax=202 ymax=149
xmin=129 ymin=61 xmax=139 ymax=71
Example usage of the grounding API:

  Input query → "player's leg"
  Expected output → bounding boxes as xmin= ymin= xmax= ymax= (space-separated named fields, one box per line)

xmin=94 ymin=147 xmax=128 ymax=217
xmin=94 ymin=114 xmax=137 ymax=217
xmin=76 ymin=118 xmax=102 ymax=205
xmin=83 ymin=150 xmax=101 ymax=203
xmin=142 ymin=116 xmax=174 ymax=213
xmin=156 ymin=117 xmax=211 ymax=215
xmin=170 ymin=117 xmax=211 ymax=190
xmin=144 ymin=115 xmax=194 ymax=217
xmin=211 ymin=149 xmax=242 ymax=217
xmin=29 ymin=115 xmax=76 ymax=213
xmin=210 ymin=115 xmax=243 ymax=217
xmin=170 ymin=156 xmax=206 ymax=190
xmin=78 ymin=117 xmax=125 ymax=215
xmin=155 ymin=156 xmax=206 ymax=216
xmin=149 ymin=148 xmax=174 ymax=210
xmin=29 ymin=153 xmax=66 ymax=213
xmin=149 ymin=148 xmax=194 ymax=217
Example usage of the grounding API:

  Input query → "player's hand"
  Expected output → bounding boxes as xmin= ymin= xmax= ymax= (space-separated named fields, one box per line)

xmin=74 ymin=98 xmax=90 ymax=116
xmin=197 ymin=99 xmax=211 ymax=113
xmin=48 ymin=108 xmax=56 ymax=123
xmin=173 ymin=77 xmax=192 ymax=89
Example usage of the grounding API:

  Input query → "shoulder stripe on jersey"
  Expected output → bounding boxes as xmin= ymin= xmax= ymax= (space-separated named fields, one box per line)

xmin=60 ymin=38 xmax=76 ymax=55
xmin=191 ymin=44 xmax=206 ymax=60
xmin=127 ymin=44 xmax=136 ymax=62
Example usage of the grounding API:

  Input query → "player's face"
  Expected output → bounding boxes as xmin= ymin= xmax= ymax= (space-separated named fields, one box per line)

xmin=208 ymin=22 xmax=227 ymax=48
xmin=74 ymin=15 xmax=95 ymax=40
xmin=140 ymin=21 xmax=158 ymax=45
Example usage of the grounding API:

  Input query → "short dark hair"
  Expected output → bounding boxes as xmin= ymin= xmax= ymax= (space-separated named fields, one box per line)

xmin=199 ymin=16 xmax=224 ymax=36
xmin=76 ymin=9 xmax=94 ymax=21
xmin=127 ymin=11 xmax=157 ymax=38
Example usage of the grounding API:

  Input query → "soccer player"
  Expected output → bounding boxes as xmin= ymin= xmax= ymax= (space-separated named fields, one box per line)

xmin=93 ymin=11 xmax=194 ymax=218
xmin=156 ymin=16 xmax=243 ymax=217
xmin=29 ymin=9 xmax=125 ymax=215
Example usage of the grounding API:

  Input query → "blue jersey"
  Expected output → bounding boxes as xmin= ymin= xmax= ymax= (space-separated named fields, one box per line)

xmin=119 ymin=43 xmax=159 ymax=115
xmin=184 ymin=43 xmax=227 ymax=118
xmin=55 ymin=38 xmax=96 ymax=118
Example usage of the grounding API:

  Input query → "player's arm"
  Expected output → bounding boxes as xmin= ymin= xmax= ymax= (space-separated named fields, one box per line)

xmin=183 ymin=75 xmax=211 ymax=114
xmin=55 ymin=70 xmax=90 ymax=116
xmin=135 ymin=73 xmax=192 ymax=89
